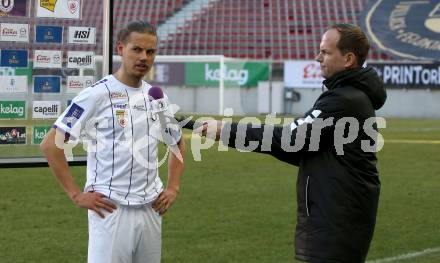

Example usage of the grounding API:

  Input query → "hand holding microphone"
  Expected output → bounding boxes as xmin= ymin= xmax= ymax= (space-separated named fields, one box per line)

xmin=148 ymin=86 xmax=180 ymax=146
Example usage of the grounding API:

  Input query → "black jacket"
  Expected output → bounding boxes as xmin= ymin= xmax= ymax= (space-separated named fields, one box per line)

xmin=221 ymin=67 xmax=387 ymax=263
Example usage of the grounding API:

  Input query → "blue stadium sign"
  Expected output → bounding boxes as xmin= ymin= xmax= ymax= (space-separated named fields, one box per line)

xmin=0 ymin=50 xmax=28 ymax=67
xmin=34 ymin=76 xmax=61 ymax=93
xmin=361 ymin=0 xmax=440 ymax=60
xmin=35 ymin=25 xmax=63 ymax=44
xmin=368 ymin=62 xmax=440 ymax=89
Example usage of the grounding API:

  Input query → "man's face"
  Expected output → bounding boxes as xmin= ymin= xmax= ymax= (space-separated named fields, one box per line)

xmin=117 ymin=32 xmax=157 ymax=80
xmin=315 ymin=29 xmax=347 ymax=79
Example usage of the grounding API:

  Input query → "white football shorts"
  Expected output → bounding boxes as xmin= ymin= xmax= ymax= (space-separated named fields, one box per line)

xmin=87 ymin=203 xmax=162 ymax=263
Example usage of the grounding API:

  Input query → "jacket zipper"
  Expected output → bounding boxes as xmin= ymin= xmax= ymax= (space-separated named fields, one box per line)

xmin=305 ymin=176 xmax=310 ymax=216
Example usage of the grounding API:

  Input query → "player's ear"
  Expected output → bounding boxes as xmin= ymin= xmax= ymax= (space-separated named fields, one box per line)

xmin=116 ymin=41 xmax=125 ymax=56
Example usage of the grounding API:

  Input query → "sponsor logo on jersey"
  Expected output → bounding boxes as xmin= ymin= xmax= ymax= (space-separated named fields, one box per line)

xmin=132 ymin=104 xmax=147 ymax=111
xmin=67 ymin=51 xmax=94 ymax=69
xmin=68 ymin=26 xmax=95 ymax=44
xmin=0 ymin=49 xmax=28 ymax=67
xmin=0 ymin=101 xmax=26 ymax=119
xmin=34 ymin=76 xmax=61 ymax=93
xmin=0 ymin=76 xmax=27 ymax=93
xmin=35 ymin=25 xmax=63 ymax=44
xmin=62 ymin=103 xmax=84 ymax=128
xmin=116 ymin=109 xmax=128 ymax=128
xmin=110 ymin=91 xmax=127 ymax=99
xmin=0 ymin=126 xmax=27 ymax=145
xmin=32 ymin=101 xmax=60 ymax=119
xmin=113 ymin=103 xmax=128 ymax=109
xmin=0 ymin=23 xmax=29 ymax=42
xmin=33 ymin=50 xmax=62 ymax=68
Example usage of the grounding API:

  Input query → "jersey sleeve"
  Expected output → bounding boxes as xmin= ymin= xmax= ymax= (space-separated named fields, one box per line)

xmin=53 ymin=87 xmax=98 ymax=140
xmin=221 ymin=90 xmax=348 ymax=166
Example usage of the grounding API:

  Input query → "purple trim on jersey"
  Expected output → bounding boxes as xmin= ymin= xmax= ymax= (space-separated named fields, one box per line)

xmin=141 ymin=88 xmax=150 ymax=200
xmin=143 ymin=88 xmax=159 ymax=195
xmin=124 ymin=89 xmax=134 ymax=205
xmin=105 ymin=84 xmax=116 ymax=199
xmin=52 ymin=124 xmax=71 ymax=141
xmin=90 ymin=78 xmax=108 ymax=88
xmin=92 ymin=126 xmax=98 ymax=192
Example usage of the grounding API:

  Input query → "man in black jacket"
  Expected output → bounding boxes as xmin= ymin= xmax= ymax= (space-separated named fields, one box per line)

xmin=187 ymin=23 xmax=386 ymax=263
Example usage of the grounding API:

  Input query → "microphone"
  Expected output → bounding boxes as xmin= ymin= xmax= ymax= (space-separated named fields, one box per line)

xmin=149 ymin=87 xmax=196 ymax=130
xmin=148 ymin=86 xmax=168 ymax=115
xmin=148 ymin=86 xmax=178 ymax=146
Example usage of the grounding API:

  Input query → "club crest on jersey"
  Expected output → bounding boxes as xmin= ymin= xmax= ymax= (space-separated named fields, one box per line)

xmin=116 ymin=109 xmax=128 ymax=128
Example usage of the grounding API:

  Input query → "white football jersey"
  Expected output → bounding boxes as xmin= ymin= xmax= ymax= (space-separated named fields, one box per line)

xmin=54 ymin=75 xmax=181 ymax=205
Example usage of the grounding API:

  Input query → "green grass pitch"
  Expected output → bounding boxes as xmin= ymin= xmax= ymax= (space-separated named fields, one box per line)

xmin=0 ymin=118 xmax=439 ymax=262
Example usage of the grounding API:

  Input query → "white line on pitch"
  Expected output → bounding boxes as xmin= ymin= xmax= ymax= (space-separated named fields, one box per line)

xmin=366 ymin=247 xmax=440 ymax=263
xmin=386 ymin=128 xmax=440 ymax=132
xmin=385 ymin=139 xmax=440 ymax=144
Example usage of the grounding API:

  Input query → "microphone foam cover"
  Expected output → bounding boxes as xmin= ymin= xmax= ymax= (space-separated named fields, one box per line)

xmin=148 ymin=86 xmax=164 ymax=100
